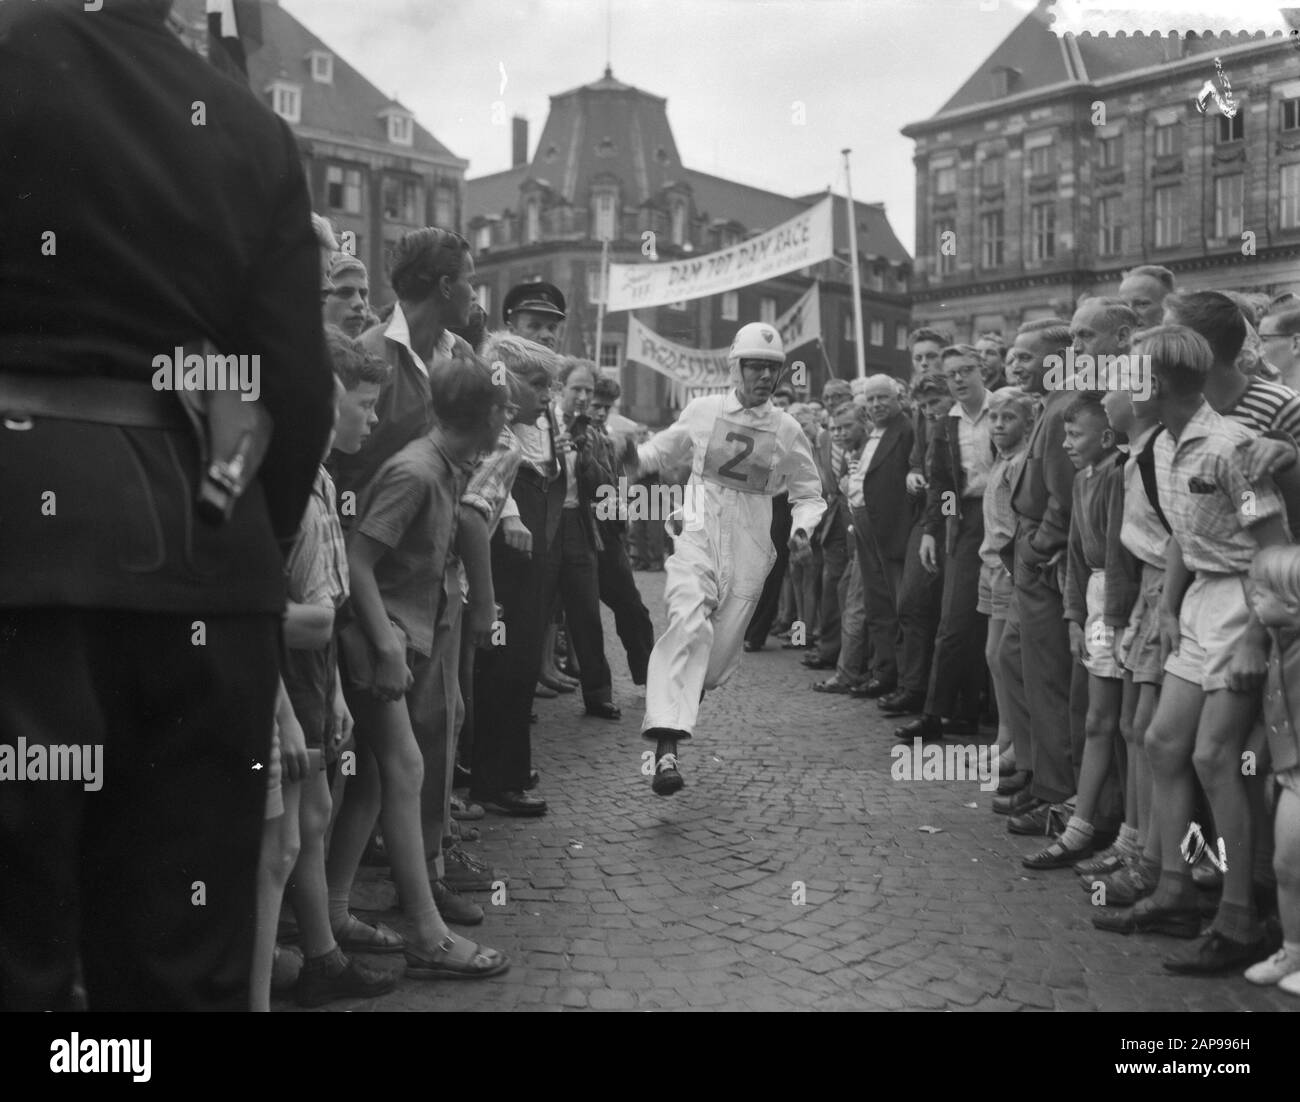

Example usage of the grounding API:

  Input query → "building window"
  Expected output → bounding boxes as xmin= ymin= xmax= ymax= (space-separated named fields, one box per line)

xmin=1098 ymin=134 xmax=1123 ymax=168
xmin=670 ymin=201 xmax=688 ymax=247
xmin=1281 ymin=164 xmax=1300 ymax=229
xmin=474 ymin=224 xmax=491 ymax=251
xmin=475 ymin=284 xmax=492 ymax=317
xmin=269 ymin=82 xmax=301 ymax=125
xmin=934 ymin=165 xmax=957 ymax=195
xmin=1214 ymin=174 xmax=1244 ymax=237
xmin=326 ymin=165 xmax=362 ymax=214
xmin=1154 ymin=121 xmax=1180 ymax=157
xmin=1216 ymin=111 xmax=1244 ymax=143
xmin=433 ymin=186 xmax=455 ymax=229
xmin=979 ymin=210 xmax=1004 ymax=268
xmin=668 ymin=300 xmax=688 ymax=313
xmin=979 ymin=157 xmax=1003 ymax=187
xmin=1154 ymin=184 xmax=1183 ymax=247
xmin=1030 ymin=203 xmax=1055 ymax=260
xmin=585 ymin=265 xmax=606 ymax=306
xmin=721 ymin=291 xmax=739 ymax=321
xmin=843 ymin=314 xmax=855 ymax=341
xmin=382 ymin=178 xmax=422 ymax=223
xmin=524 ymin=199 xmax=540 ymax=244
xmin=1096 ymin=195 xmax=1123 ymax=255
xmin=760 ymin=297 xmax=776 ymax=324
xmin=895 ymin=323 xmax=909 ymax=351
xmin=1283 ymin=99 xmax=1300 ymax=133
xmin=869 ymin=319 xmax=884 ymax=346
xmin=600 ymin=342 xmax=621 ymax=370
xmin=593 ymin=193 xmax=616 ymax=241
xmin=1028 ymin=145 xmax=1053 ymax=176
xmin=309 ymin=51 xmax=333 ymax=84
xmin=387 ymin=113 xmax=414 ymax=147
xmin=935 ymin=218 xmax=956 ymax=275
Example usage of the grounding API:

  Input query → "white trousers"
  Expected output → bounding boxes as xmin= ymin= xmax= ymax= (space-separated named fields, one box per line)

xmin=641 ymin=513 xmax=776 ymax=739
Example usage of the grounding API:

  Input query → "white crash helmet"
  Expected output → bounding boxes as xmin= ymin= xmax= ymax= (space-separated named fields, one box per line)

xmin=728 ymin=322 xmax=785 ymax=365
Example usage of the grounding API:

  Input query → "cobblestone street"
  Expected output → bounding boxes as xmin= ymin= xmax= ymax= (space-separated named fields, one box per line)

xmin=312 ymin=571 xmax=1297 ymax=1013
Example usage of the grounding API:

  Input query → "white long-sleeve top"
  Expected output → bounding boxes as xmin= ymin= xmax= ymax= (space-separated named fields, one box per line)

xmin=635 ymin=390 xmax=826 ymax=539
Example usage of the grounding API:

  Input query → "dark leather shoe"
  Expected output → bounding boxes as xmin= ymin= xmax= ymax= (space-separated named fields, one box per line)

xmin=1092 ymin=899 xmax=1202 ymax=937
xmin=1007 ymin=799 xmax=1065 ymax=836
xmin=893 ymin=714 xmax=943 ymax=742
xmin=1163 ymin=930 xmax=1277 ymax=973
xmin=941 ymin=718 xmax=979 ymax=737
xmin=294 ymin=949 xmax=397 ymax=1008
xmin=801 ymin=655 xmax=836 ymax=670
xmin=878 ymin=691 xmax=926 ymax=716
xmin=433 ymin=879 xmax=484 ymax=925
xmin=993 ymin=786 xmax=1037 ymax=816
xmin=743 ymin=641 xmax=762 ymax=652
xmin=474 ymin=790 xmax=548 ymax=817
xmin=995 ymin=769 xmax=1031 ymax=796
xmin=584 ymin=701 xmax=622 ymax=720
xmin=849 ymin=678 xmax=897 ymax=699
xmin=1022 ymin=837 xmax=1094 ymax=870
xmin=651 ymin=752 xmax=684 ymax=796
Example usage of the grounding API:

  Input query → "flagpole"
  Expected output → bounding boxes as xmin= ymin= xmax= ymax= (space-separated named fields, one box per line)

xmin=841 ymin=149 xmax=866 ymax=380
xmin=594 ymin=236 xmax=610 ymax=368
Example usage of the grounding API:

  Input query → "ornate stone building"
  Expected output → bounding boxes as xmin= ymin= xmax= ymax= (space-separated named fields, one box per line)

xmin=170 ymin=0 xmax=467 ymax=303
xmin=465 ymin=68 xmax=912 ymax=426
xmin=902 ymin=2 xmax=1300 ymax=340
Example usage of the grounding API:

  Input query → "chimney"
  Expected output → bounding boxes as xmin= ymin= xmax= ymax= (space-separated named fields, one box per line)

xmin=512 ymin=116 xmax=528 ymax=168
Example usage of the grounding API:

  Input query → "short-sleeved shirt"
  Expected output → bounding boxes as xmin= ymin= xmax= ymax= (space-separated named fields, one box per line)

xmin=1222 ymin=377 xmax=1300 ymax=443
xmin=1153 ymin=401 xmax=1286 ymax=575
xmin=354 ymin=435 xmax=472 ymax=656
xmin=980 ymin=446 xmax=1026 ymax=571
xmin=1120 ymin=424 xmax=1171 ymax=569
xmin=283 ymin=466 xmax=348 ymax=746
xmin=462 ymin=426 xmax=523 ymax=538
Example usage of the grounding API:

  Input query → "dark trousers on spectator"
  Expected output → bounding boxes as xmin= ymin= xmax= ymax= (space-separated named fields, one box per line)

xmin=629 ymin=482 xmax=666 ymax=568
xmin=814 ymin=522 xmax=850 ymax=664
xmin=895 ymin=520 xmax=944 ymax=698
xmin=545 ymin=508 xmax=612 ymax=707
xmin=472 ymin=473 xmax=563 ymax=796
xmin=1010 ymin=537 xmax=1075 ymax=805
xmin=744 ymin=492 xmax=792 ymax=647
xmin=925 ymin=506 xmax=988 ymax=721
xmin=596 ymin=526 xmax=655 ymax=685
xmin=0 ymin=608 xmax=278 ymax=1011
xmin=852 ymin=507 xmax=903 ymax=687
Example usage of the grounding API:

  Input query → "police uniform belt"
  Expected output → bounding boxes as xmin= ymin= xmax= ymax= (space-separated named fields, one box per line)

xmin=0 ymin=372 xmax=190 ymax=431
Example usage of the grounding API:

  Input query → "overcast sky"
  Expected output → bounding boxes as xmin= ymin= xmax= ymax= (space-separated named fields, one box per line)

xmin=280 ymin=0 xmax=1040 ymax=253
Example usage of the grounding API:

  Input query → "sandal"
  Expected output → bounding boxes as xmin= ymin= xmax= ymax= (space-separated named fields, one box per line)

xmin=404 ymin=934 xmax=509 ymax=979
xmin=812 ymin=676 xmax=853 ymax=694
xmin=333 ymin=913 xmax=406 ymax=954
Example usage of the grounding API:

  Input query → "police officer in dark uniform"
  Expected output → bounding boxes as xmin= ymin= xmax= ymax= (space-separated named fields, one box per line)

xmin=0 ymin=0 xmax=334 ymax=1011
xmin=503 ymin=281 xmax=567 ymax=352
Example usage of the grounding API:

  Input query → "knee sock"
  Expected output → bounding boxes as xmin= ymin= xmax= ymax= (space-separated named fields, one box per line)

xmin=1116 ymin=823 xmax=1140 ymax=858
xmin=328 ymin=890 xmax=351 ymax=933
xmin=1058 ymin=815 xmax=1094 ymax=852
xmin=1148 ymin=869 xmax=1196 ymax=910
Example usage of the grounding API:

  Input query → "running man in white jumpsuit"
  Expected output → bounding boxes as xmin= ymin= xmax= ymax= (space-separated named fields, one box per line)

xmin=625 ymin=322 xmax=825 ymax=795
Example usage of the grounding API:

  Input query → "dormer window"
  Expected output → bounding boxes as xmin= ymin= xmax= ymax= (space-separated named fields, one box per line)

xmin=475 ymin=223 xmax=492 ymax=251
xmin=379 ymin=105 xmax=414 ymax=147
xmin=593 ymin=190 xmax=617 ymax=242
xmin=307 ymin=50 xmax=333 ymax=84
xmin=525 ymin=198 xmax=541 ymax=244
xmin=267 ymin=80 xmax=301 ymax=125
xmin=990 ymin=66 xmax=1019 ymax=99
xmin=596 ymin=137 xmax=616 ymax=158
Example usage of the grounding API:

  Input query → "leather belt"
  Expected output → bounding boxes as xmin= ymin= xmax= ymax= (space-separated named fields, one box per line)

xmin=0 ymin=372 xmax=189 ymax=431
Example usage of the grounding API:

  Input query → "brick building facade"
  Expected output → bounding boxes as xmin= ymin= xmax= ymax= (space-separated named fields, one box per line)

xmin=902 ymin=3 xmax=1300 ymax=340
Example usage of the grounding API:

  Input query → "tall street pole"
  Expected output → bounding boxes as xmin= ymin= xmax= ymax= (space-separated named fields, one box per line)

xmin=842 ymin=148 xmax=866 ymax=379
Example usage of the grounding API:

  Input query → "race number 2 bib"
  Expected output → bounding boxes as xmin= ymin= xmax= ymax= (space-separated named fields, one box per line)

xmin=700 ymin=417 xmax=778 ymax=494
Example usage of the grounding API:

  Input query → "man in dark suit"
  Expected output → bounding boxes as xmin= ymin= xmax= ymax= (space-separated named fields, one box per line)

xmin=804 ymin=380 xmax=855 ymax=671
xmin=896 ymin=346 xmax=993 ymax=741
xmin=0 ymin=0 xmax=334 ymax=1010
xmin=851 ymin=376 xmax=917 ymax=698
